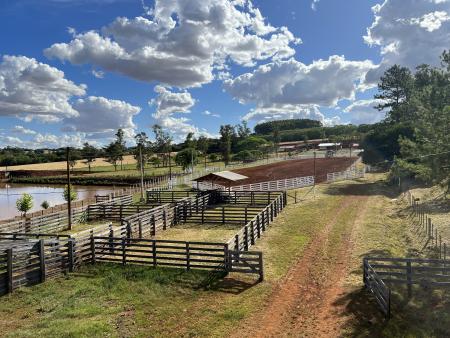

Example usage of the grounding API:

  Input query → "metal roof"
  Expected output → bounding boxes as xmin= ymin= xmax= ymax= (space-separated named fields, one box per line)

xmin=193 ymin=170 xmax=248 ymax=182
xmin=318 ymin=143 xmax=341 ymax=147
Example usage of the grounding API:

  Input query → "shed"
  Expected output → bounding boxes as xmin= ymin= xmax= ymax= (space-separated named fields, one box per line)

xmin=192 ymin=171 xmax=248 ymax=190
xmin=318 ymin=142 xmax=341 ymax=150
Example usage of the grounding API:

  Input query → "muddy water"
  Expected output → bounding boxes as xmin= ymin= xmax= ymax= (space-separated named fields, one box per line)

xmin=0 ymin=183 xmax=114 ymax=220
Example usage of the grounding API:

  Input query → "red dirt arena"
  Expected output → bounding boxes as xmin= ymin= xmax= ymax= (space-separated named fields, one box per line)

xmin=230 ymin=157 xmax=358 ymax=186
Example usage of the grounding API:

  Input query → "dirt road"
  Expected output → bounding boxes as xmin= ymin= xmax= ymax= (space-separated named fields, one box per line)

xmin=233 ymin=193 xmax=369 ymax=338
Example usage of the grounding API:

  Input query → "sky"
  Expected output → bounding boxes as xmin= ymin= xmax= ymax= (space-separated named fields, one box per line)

xmin=0 ymin=0 xmax=449 ymax=148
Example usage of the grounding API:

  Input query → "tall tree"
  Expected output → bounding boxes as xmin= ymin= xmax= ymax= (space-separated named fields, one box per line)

xmin=81 ymin=142 xmax=97 ymax=173
xmin=115 ymin=128 xmax=126 ymax=170
xmin=220 ymin=124 xmax=235 ymax=165
xmin=197 ymin=136 xmax=209 ymax=168
xmin=152 ymin=124 xmax=172 ymax=169
xmin=375 ymin=64 xmax=414 ymax=123
xmin=134 ymin=132 xmax=152 ymax=171
xmin=104 ymin=141 xmax=122 ymax=171
xmin=236 ymin=121 xmax=251 ymax=139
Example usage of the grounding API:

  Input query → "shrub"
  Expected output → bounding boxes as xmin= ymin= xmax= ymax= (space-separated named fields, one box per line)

xmin=16 ymin=193 xmax=33 ymax=216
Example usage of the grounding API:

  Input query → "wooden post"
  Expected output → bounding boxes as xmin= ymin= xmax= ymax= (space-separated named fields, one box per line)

xmin=186 ymin=242 xmax=190 ymax=271
xmin=152 ymin=240 xmax=157 ymax=267
xmin=406 ymin=261 xmax=412 ymax=298
xmin=222 ymin=207 xmax=225 ymax=224
xmin=256 ymin=217 xmax=261 ymax=238
xmin=244 ymin=226 xmax=249 ymax=251
xmin=90 ymin=235 xmax=96 ymax=263
xmin=151 ymin=214 xmax=156 ymax=236
xmin=224 ymin=243 xmax=229 ymax=271
xmin=122 ymin=238 xmax=126 ymax=265
xmin=38 ymin=239 xmax=46 ymax=282
xmin=244 ymin=207 xmax=248 ymax=224
xmin=163 ymin=209 xmax=167 ymax=230
xmin=235 ymin=234 xmax=239 ymax=251
xmin=201 ymin=207 xmax=205 ymax=224
xmin=250 ymin=221 xmax=255 ymax=245
xmin=7 ymin=248 xmax=13 ymax=293
xmin=295 ymin=191 xmax=297 ymax=204
xmin=68 ymin=239 xmax=74 ymax=273
xmin=258 ymin=252 xmax=264 ymax=282
xmin=138 ymin=220 xmax=143 ymax=239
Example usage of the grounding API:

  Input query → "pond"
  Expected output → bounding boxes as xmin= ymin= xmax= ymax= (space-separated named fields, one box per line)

xmin=0 ymin=183 xmax=114 ymax=220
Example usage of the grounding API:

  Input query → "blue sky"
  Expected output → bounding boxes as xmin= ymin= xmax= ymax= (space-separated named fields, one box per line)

xmin=0 ymin=0 xmax=449 ymax=147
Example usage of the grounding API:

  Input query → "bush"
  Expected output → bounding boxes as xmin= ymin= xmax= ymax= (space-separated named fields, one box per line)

xmin=16 ymin=193 xmax=33 ymax=216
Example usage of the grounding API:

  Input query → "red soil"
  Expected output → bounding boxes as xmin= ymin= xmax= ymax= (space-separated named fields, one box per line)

xmin=231 ymin=157 xmax=357 ymax=186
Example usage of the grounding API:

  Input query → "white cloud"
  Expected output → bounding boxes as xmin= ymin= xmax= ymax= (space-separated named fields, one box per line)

xmin=225 ymin=56 xmax=375 ymax=109
xmin=92 ymin=69 xmax=105 ymax=78
xmin=150 ymin=85 xmax=213 ymax=141
xmin=311 ymin=0 xmax=320 ymax=11
xmin=202 ymin=110 xmax=221 ymax=118
xmin=242 ymin=104 xmax=341 ymax=127
xmin=343 ymin=99 xmax=387 ymax=125
xmin=364 ymin=0 xmax=450 ymax=85
xmin=0 ymin=55 xmax=86 ymax=119
xmin=45 ymin=0 xmax=300 ymax=88
xmin=65 ymin=96 xmax=140 ymax=137
xmin=11 ymin=125 xmax=37 ymax=135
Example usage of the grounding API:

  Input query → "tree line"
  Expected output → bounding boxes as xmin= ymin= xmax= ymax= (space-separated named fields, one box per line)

xmin=362 ymin=50 xmax=449 ymax=189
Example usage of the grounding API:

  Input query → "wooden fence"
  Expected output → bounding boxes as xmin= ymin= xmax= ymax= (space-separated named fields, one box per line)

xmin=226 ymin=192 xmax=286 ymax=252
xmin=146 ymin=190 xmax=201 ymax=204
xmin=406 ymin=191 xmax=448 ymax=259
xmin=326 ymin=167 xmax=365 ymax=182
xmin=195 ymin=175 xmax=314 ymax=192
xmin=0 ymin=239 xmax=71 ymax=295
xmin=87 ymin=204 xmax=157 ymax=221
xmin=91 ymin=237 xmax=227 ymax=270
xmin=364 ymin=256 xmax=450 ymax=318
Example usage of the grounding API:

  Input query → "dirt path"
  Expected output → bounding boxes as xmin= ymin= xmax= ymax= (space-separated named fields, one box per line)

xmin=233 ymin=194 xmax=369 ymax=338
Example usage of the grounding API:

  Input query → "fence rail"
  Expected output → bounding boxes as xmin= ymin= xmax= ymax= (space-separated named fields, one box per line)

xmin=327 ymin=167 xmax=365 ymax=182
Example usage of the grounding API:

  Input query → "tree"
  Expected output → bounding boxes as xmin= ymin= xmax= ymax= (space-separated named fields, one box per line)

xmin=67 ymin=148 xmax=81 ymax=172
xmin=152 ymin=125 xmax=172 ymax=167
xmin=81 ymin=143 xmax=97 ymax=173
xmin=63 ymin=185 xmax=78 ymax=202
xmin=134 ymin=132 xmax=152 ymax=170
xmin=104 ymin=141 xmax=122 ymax=171
xmin=115 ymin=129 xmax=126 ymax=170
xmin=184 ymin=132 xmax=196 ymax=149
xmin=236 ymin=121 xmax=251 ymax=139
xmin=41 ymin=200 xmax=50 ymax=209
xmin=220 ymin=124 xmax=235 ymax=165
xmin=375 ymin=64 xmax=414 ymax=123
xmin=236 ymin=135 xmax=268 ymax=152
xmin=0 ymin=154 xmax=15 ymax=172
xmin=197 ymin=136 xmax=209 ymax=168
xmin=175 ymin=148 xmax=198 ymax=171
xmin=16 ymin=193 xmax=33 ymax=216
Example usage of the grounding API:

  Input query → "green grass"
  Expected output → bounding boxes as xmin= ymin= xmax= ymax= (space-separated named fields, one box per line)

xmin=2 ymin=175 xmax=448 ymax=337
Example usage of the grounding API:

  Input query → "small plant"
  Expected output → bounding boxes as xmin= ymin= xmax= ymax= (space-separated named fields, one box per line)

xmin=41 ymin=200 xmax=50 ymax=209
xmin=16 ymin=193 xmax=33 ymax=216
xmin=63 ymin=185 xmax=78 ymax=202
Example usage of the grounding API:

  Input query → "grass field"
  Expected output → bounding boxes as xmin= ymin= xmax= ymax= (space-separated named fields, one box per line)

xmin=1 ymin=174 xmax=448 ymax=337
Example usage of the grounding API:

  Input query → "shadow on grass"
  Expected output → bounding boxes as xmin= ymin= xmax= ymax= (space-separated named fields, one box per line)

xmin=76 ymin=263 xmax=260 ymax=295
xmin=325 ymin=180 xmax=401 ymax=199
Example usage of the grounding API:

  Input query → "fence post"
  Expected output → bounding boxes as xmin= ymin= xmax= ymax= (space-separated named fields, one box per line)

xmin=90 ymin=235 xmax=96 ymax=263
xmin=151 ymin=215 xmax=156 ymax=236
xmin=222 ymin=207 xmax=225 ymax=224
xmin=250 ymin=221 xmax=255 ymax=245
xmin=122 ymin=238 xmax=126 ymax=265
xmin=270 ymin=203 xmax=274 ymax=222
xmin=244 ymin=226 xmax=249 ymax=251
xmin=163 ymin=209 xmax=167 ymax=230
xmin=235 ymin=234 xmax=239 ymax=251
xmin=152 ymin=240 xmax=157 ymax=267
xmin=224 ymin=244 xmax=229 ymax=272
xmin=256 ymin=217 xmax=261 ymax=238
xmin=68 ymin=239 xmax=74 ymax=273
xmin=138 ymin=220 xmax=143 ymax=239
xmin=201 ymin=207 xmax=205 ymax=224
xmin=258 ymin=252 xmax=264 ymax=282
xmin=244 ymin=207 xmax=248 ymax=224
xmin=38 ymin=239 xmax=46 ymax=283
xmin=7 ymin=248 xmax=13 ymax=293
xmin=186 ymin=242 xmax=190 ymax=271
xmin=406 ymin=261 xmax=412 ymax=298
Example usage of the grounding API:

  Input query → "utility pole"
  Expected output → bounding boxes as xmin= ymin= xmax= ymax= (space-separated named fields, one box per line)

xmin=139 ymin=145 xmax=145 ymax=202
xmin=66 ymin=147 xmax=72 ymax=231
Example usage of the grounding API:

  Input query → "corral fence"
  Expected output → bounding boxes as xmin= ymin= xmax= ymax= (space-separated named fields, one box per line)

xmin=363 ymin=256 xmax=450 ymax=319
xmin=327 ymin=167 xmax=365 ymax=183
xmin=0 ymin=190 xmax=286 ymax=294
xmin=193 ymin=175 xmax=314 ymax=192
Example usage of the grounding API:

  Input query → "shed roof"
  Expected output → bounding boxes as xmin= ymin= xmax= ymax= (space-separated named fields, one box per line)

xmin=318 ymin=143 xmax=341 ymax=147
xmin=192 ymin=170 xmax=248 ymax=184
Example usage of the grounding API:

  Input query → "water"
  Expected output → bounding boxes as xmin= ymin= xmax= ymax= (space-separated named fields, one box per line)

xmin=0 ymin=183 xmax=114 ymax=220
